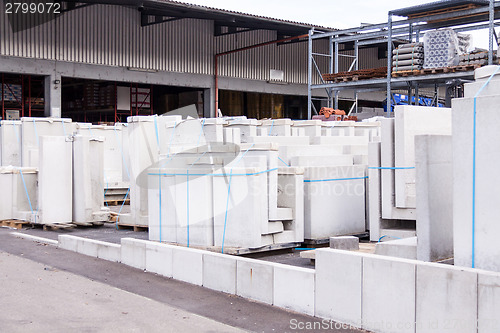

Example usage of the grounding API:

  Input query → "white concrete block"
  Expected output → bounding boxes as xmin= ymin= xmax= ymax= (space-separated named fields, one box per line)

xmin=368 ymin=142 xmax=382 ymax=241
xmin=95 ymin=240 xmax=121 ymax=262
xmin=58 ymin=235 xmax=78 ymax=252
xmin=315 ymin=249 xmax=362 ymax=327
xmin=38 ymin=136 xmax=73 ymax=224
xmin=262 ymin=221 xmax=284 ymax=235
xmin=478 ymin=270 xmax=500 ymax=333
xmin=374 ymin=236 xmax=417 ymax=260
xmin=120 ymin=238 xmax=147 ymax=270
xmin=329 ymin=236 xmax=359 ymax=250
xmin=172 ymin=246 xmax=203 ymax=286
xmin=452 ymin=95 xmax=500 ymax=271
xmin=202 ymin=252 xmax=237 ymax=294
xmin=273 ymin=263 xmax=315 ymax=316
xmin=145 ymin=242 xmax=174 ymax=278
xmin=416 ymin=263 xmax=477 ymax=333
xmin=0 ymin=120 xmax=22 ymax=166
xmin=236 ymin=257 xmax=275 ymax=305
xmin=394 ymin=105 xmax=451 ymax=209
xmin=415 ymin=135 xmax=453 ymax=262
xmin=363 ymin=255 xmax=416 ymax=333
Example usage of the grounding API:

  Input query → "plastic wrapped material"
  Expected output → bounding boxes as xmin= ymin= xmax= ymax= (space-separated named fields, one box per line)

xmin=392 ymin=42 xmax=424 ymax=72
xmin=459 ymin=48 xmax=498 ymax=66
xmin=423 ymin=29 xmax=466 ymax=69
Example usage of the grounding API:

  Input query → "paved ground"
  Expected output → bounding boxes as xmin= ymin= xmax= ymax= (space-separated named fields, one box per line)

xmin=0 ymin=228 xmax=364 ymax=333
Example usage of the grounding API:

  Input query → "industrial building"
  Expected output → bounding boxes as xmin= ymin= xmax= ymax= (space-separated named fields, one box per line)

xmin=0 ymin=0 xmax=391 ymax=122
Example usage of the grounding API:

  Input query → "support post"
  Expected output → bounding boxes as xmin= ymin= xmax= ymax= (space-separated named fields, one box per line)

xmin=203 ymin=87 xmax=215 ymax=118
xmin=387 ymin=13 xmax=393 ymax=117
xmin=44 ymin=73 xmax=61 ymax=118
xmin=334 ymin=38 xmax=339 ymax=109
xmin=308 ymin=29 xmax=313 ymax=120
xmin=489 ymin=0 xmax=495 ymax=65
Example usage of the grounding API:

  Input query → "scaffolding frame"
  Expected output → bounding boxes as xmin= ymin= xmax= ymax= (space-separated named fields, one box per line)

xmin=307 ymin=0 xmax=500 ymax=119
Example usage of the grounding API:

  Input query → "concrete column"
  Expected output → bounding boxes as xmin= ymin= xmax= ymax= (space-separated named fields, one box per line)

xmin=44 ymin=73 xmax=61 ymax=117
xmin=203 ymin=87 xmax=215 ymax=118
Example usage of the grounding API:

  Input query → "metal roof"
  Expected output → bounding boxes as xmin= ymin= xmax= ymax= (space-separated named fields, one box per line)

xmin=391 ymin=0 xmax=490 ymax=17
xmin=66 ymin=0 xmax=335 ymax=36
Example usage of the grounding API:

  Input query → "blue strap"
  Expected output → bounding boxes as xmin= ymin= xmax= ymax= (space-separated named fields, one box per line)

xmin=268 ymin=119 xmax=275 ymax=136
xmin=378 ymin=235 xmax=401 ymax=243
xmin=116 ymin=188 xmax=130 ymax=230
xmin=221 ymin=170 xmax=233 ymax=254
xmin=153 ymin=115 xmax=160 ymax=149
xmin=471 ymin=65 xmax=500 ymax=268
xmin=19 ymin=169 xmax=34 ymax=214
xmin=304 ymin=176 xmax=368 ymax=183
xmin=278 ymin=156 xmax=290 ymax=167
xmin=197 ymin=119 xmax=206 ymax=145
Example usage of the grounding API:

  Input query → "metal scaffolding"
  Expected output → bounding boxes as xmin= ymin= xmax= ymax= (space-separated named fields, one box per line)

xmin=307 ymin=0 xmax=500 ymax=119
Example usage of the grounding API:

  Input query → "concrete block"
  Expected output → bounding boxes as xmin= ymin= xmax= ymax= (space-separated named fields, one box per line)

xmin=368 ymin=141 xmax=382 ymax=241
xmin=236 ymin=257 xmax=275 ymax=305
xmin=95 ymin=240 xmax=121 ymax=262
xmin=273 ymin=263 xmax=315 ymax=316
xmin=363 ymin=255 xmax=416 ymax=333
xmin=202 ymin=252 xmax=237 ymax=294
xmin=415 ymin=135 xmax=453 ymax=262
xmin=172 ymin=246 xmax=203 ymax=286
xmin=315 ymin=249 xmax=362 ymax=327
xmin=452 ymin=95 xmax=500 ymax=271
xmin=374 ymin=236 xmax=417 ymax=260
xmin=416 ymin=263 xmax=477 ymax=333
xmin=58 ymin=235 xmax=78 ymax=252
xmin=120 ymin=238 xmax=147 ymax=270
xmin=262 ymin=221 xmax=284 ymax=235
xmin=145 ymin=242 xmax=174 ymax=278
xmin=329 ymin=236 xmax=359 ymax=250
xmin=394 ymin=105 xmax=451 ymax=209
xmin=478 ymin=270 xmax=500 ymax=333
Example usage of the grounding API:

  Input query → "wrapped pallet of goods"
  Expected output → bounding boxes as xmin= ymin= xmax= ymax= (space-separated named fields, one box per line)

xmin=423 ymin=28 xmax=470 ymax=69
xmin=459 ymin=48 xmax=498 ymax=66
xmin=392 ymin=42 xmax=424 ymax=73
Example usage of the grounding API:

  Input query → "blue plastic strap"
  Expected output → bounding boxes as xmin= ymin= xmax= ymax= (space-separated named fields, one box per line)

xmin=19 ymin=169 xmax=34 ymax=214
xmin=221 ymin=170 xmax=233 ymax=254
xmin=378 ymin=235 xmax=401 ymax=243
xmin=197 ymin=119 xmax=206 ymax=145
xmin=116 ymin=188 xmax=130 ymax=229
xmin=278 ymin=156 xmax=290 ymax=167
xmin=13 ymin=123 xmax=20 ymax=144
xmin=368 ymin=166 xmax=415 ymax=170
xmin=153 ymin=115 xmax=160 ymax=148
xmin=268 ymin=120 xmax=275 ymax=136
xmin=471 ymin=65 xmax=500 ymax=268
xmin=304 ymin=176 xmax=368 ymax=183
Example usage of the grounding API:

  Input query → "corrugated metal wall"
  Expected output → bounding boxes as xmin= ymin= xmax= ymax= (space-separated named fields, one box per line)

xmin=0 ymin=4 xmax=385 ymax=86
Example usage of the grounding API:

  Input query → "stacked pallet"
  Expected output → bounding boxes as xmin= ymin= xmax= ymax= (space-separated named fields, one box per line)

xmin=322 ymin=67 xmax=387 ymax=83
xmin=392 ymin=43 xmax=424 ymax=72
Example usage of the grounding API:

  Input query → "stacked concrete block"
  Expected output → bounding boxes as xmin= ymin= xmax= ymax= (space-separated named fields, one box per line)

xmin=415 ymin=135 xmax=453 ymax=262
xmin=72 ymin=135 xmax=109 ymax=224
xmin=273 ymin=263 xmax=315 ymax=316
xmin=37 ymin=136 xmax=73 ymax=224
xmin=0 ymin=120 xmax=22 ymax=166
xmin=201 ymin=117 xmax=225 ymax=142
xmin=0 ymin=166 xmax=36 ymax=220
xmin=260 ymin=118 xmax=292 ymax=136
xmin=452 ymin=65 xmax=500 ymax=272
xmin=224 ymin=117 xmax=260 ymax=143
xmin=20 ymin=117 xmax=73 ymax=168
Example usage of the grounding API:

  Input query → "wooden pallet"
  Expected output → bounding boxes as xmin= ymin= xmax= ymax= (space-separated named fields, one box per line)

xmin=392 ymin=64 xmax=480 ymax=77
xmin=322 ymin=67 xmax=387 ymax=82
xmin=116 ymin=223 xmax=148 ymax=232
xmin=408 ymin=3 xmax=479 ymax=20
xmin=37 ymin=223 xmax=77 ymax=231
xmin=105 ymin=199 xmax=130 ymax=206
xmin=0 ymin=219 xmax=29 ymax=230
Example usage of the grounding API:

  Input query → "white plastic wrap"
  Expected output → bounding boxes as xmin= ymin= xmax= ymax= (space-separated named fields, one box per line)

xmin=423 ymin=28 xmax=464 ymax=69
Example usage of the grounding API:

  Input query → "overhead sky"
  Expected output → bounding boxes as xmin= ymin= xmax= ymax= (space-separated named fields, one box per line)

xmin=184 ymin=0 xmax=492 ymax=48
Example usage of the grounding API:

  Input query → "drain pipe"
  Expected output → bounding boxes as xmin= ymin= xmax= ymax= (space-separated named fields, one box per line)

xmin=214 ymin=33 xmax=309 ymax=117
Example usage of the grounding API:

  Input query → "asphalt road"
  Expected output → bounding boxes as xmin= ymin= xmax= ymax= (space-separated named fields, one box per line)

xmin=0 ymin=228 xmax=365 ymax=333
